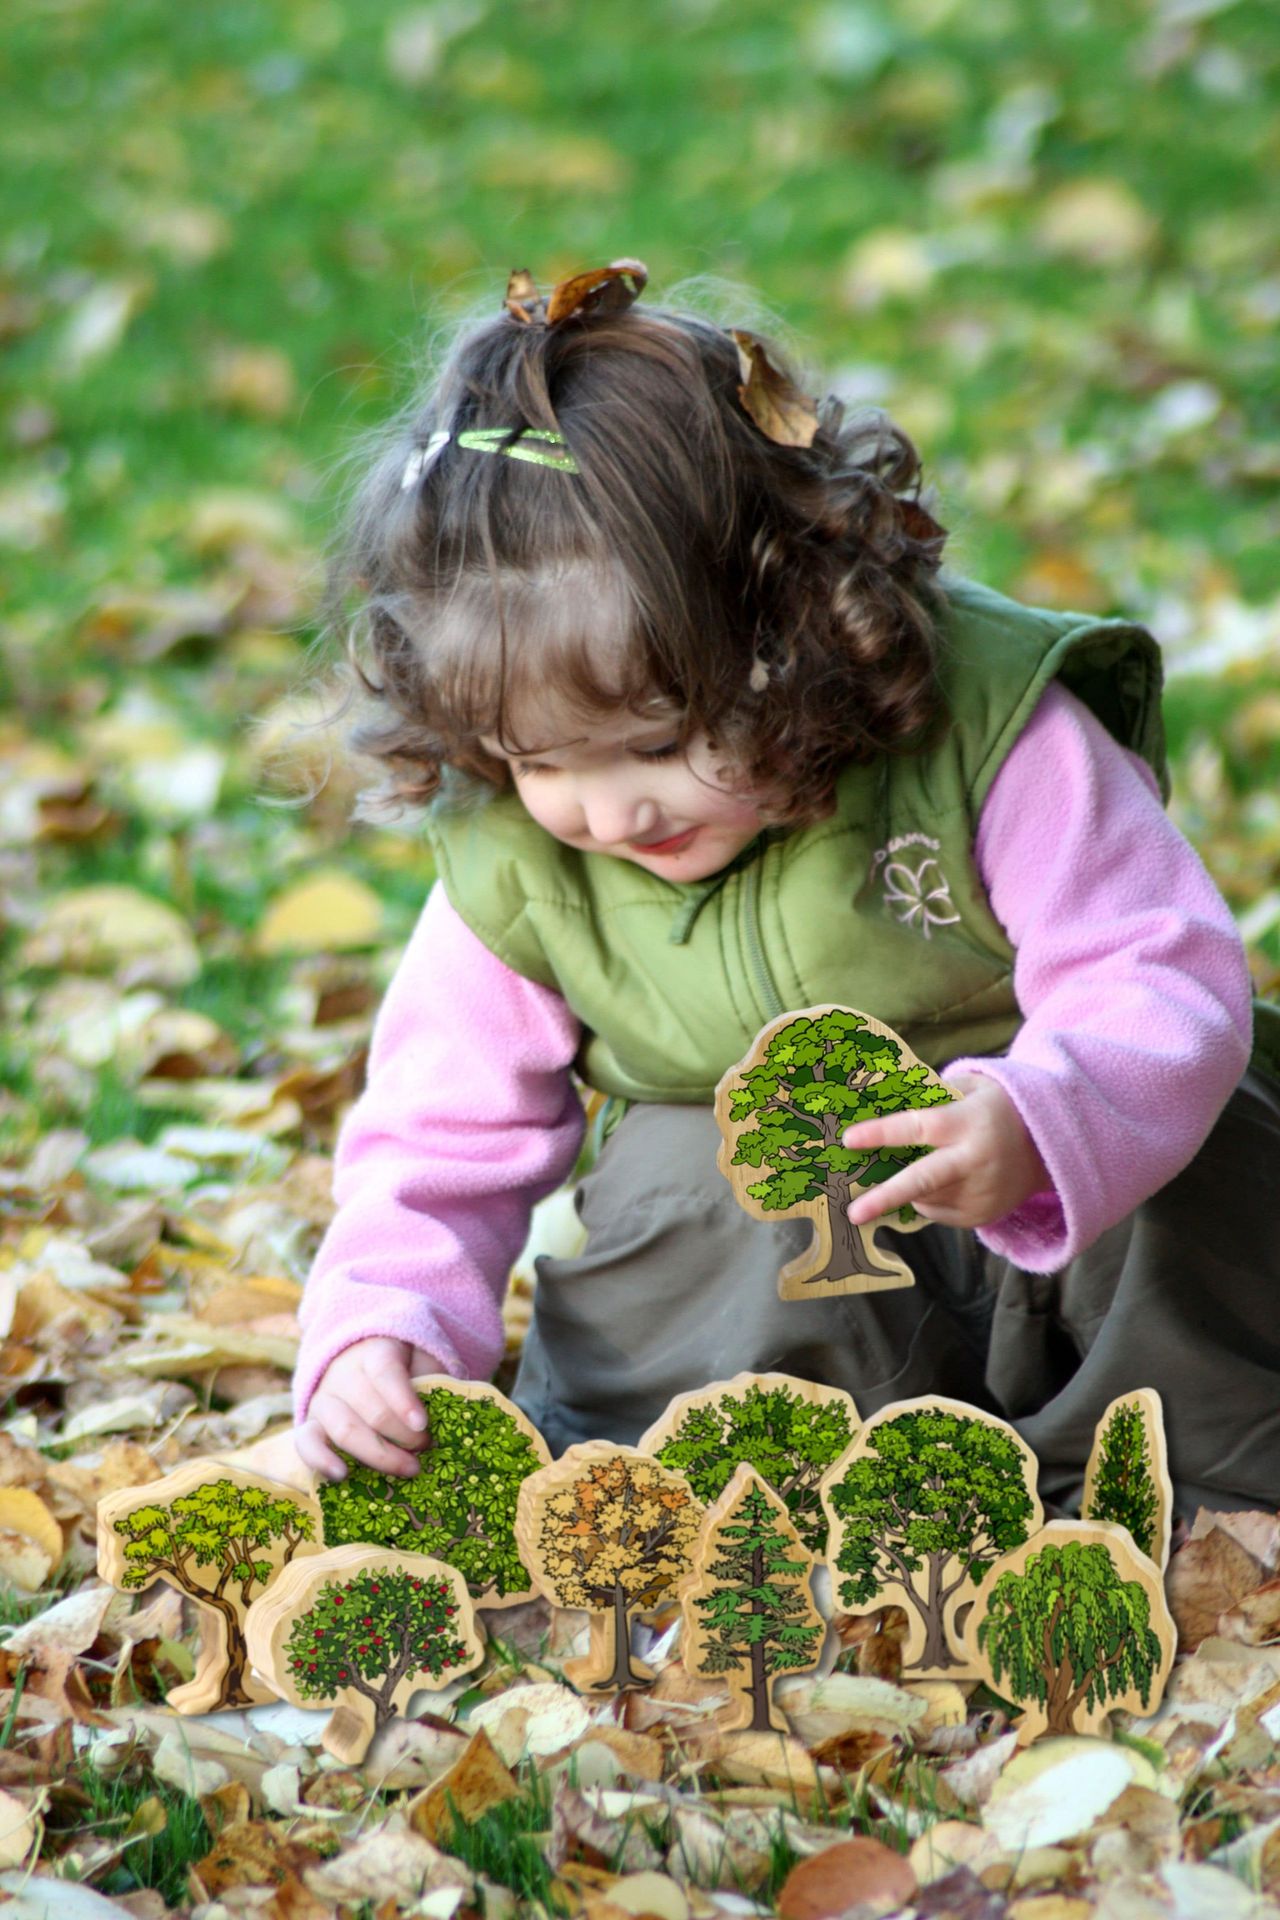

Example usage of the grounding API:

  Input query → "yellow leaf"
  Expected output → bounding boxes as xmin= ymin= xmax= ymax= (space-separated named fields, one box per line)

xmin=20 ymin=885 xmax=199 ymax=986
xmin=256 ymin=871 xmax=384 ymax=955
xmin=0 ymin=1787 xmax=39 ymax=1867
xmin=0 ymin=1486 xmax=63 ymax=1569
xmin=1035 ymin=179 xmax=1157 ymax=266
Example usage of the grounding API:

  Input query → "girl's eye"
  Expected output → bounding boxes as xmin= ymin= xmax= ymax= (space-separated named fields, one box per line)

xmin=514 ymin=760 xmax=557 ymax=777
xmin=633 ymin=741 xmax=680 ymax=761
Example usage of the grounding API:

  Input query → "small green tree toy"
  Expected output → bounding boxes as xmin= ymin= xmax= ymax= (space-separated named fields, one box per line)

xmin=966 ymin=1521 xmax=1176 ymax=1741
xmin=317 ymin=1377 xmax=551 ymax=1605
xmin=640 ymin=1372 xmax=859 ymax=1556
xmin=822 ymin=1398 xmax=1042 ymax=1676
xmin=244 ymin=1544 xmax=485 ymax=1763
xmin=715 ymin=1006 xmax=955 ymax=1297
xmin=97 ymin=1462 xmax=322 ymax=1711
xmin=1082 ymin=1388 xmax=1172 ymax=1570
xmin=682 ymin=1465 xmax=824 ymax=1733
xmin=516 ymin=1444 xmax=703 ymax=1692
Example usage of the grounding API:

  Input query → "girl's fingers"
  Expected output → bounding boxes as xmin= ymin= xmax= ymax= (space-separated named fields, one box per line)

xmin=294 ymin=1420 xmax=351 ymax=1482
xmin=307 ymin=1392 xmax=424 ymax=1477
xmin=842 ymin=1107 xmax=954 ymax=1151
xmin=846 ymin=1151 xmax=960 ymax=1225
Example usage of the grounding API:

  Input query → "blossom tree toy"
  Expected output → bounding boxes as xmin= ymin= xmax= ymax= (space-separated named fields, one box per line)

xmin=516 ymin=1443 xmax=703 ymax=1692
xmin=245 ymin=1543 xmax=484 ymax=1764
xmin=1082 ymin=1388 xmax=1172 ymax=1572
xmin=821 ymin=1397 xmax=1042 ymax=1678
xmin=97 ymin=1462 xmax=322 ymax=1713
xmin=680 ymin=1464 xmax=824 ymax=1734
xmin=639 ymin=1371 xmax=859 ymax=1557
xmin=715 ymin=1005 xmax=957 ymax=1299
xmin=962 ymin=1519 xmax=1175 ymax=1742
xmin=316 ymin=1376 xmax=552 ymax=1606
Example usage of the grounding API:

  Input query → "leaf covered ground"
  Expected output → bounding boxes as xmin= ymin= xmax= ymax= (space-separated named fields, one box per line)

xmin=2 ymin=0 xmax=1280 ymax=1911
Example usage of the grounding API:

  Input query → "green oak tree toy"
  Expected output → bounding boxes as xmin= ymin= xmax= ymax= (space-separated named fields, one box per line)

xmin=822 ymin=1398 xmax=1042 ymax=1676
xmin=682 ymin=1465 xmax=824 ymax=1733
xmin=97 ymin=1463 xmax=321 ymax=1711
xmin=640 ymin=1372 xmax=859 ymax=1556
xmin=966 ymin=1521 xmax=1175 ymax=1741
xmin=1082 ymin=1389 xmax=1172 ymax=1570
xmin=317 ymin=1377 xmax=551 ymax=1605
xmin=715 ymin=1006 xmax=956 ymax=1297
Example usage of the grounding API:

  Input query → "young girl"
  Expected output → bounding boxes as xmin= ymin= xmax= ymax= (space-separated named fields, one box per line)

xmin=292 ymin=260 xmax=1280 ymax=1515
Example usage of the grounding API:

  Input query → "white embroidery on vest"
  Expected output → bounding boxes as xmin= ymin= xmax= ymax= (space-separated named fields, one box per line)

xmin=870 ymin=833 xmax=962 ymax=939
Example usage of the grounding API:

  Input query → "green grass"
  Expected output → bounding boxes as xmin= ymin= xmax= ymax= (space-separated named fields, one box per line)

xmin=72 ymin=1765 xmax=211 ymax=1907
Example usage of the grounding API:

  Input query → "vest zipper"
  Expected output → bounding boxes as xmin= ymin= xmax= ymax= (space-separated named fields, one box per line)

xmin=741 ymin=855 xmax=786 ymax=1024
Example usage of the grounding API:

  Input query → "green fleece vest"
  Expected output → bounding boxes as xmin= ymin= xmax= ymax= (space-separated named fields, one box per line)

xmin=425 ymin=575 xmax=1169 ymax=1101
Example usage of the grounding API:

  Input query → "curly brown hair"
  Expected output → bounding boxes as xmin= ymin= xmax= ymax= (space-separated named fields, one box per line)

xmin=318 ymin=288 xmax=949 ymax=826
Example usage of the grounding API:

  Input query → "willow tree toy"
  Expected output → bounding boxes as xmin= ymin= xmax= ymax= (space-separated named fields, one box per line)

xmin=715 ymin=1006 xmax=956 ymax=1298
xmin=97 ymin=1462 xmax=322 ymax=1712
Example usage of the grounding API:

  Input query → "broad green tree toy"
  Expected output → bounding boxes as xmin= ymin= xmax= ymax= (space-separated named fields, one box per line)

xmin=1082 ymin=1388 xmax=1172 ymax=1571
xmin=821 ymin=1398 xmax=1042 ymax=1677
xmin=640 ymin=1372 xmax=859 ymax=1557
xmin=962 ymin=1520 xmax=1175 ymax=1742
xmin=97 ymin=1462 xmax=322 ymax=1712
xmin=516 ymin=1443 xmax=703 ymax=1692
xmin=317 ymin=1376 xmax=551 ymax=1606
xmin=681 ymin=1464 xmax=824 ymax=1733
xmin=715 ymin=1006 xmax=956 ymax=1297
xmin=245 ymin=1543 xmax=484 ymax=1763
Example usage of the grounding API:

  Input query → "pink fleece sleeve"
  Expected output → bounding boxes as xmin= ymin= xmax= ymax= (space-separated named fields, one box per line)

xmin=293 ymin=883 xmax=585 ymax=1421
xmin=948 ymin=681 xmax=1252 ymax=1270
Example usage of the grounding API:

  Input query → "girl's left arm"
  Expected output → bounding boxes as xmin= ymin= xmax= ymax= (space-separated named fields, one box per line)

xmin=845 ymin=682 xmax=1253 ymax=1266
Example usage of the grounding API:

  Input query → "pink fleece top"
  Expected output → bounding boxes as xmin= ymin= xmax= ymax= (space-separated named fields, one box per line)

xmin=293 ymin=685 xmax=1253 ymax=1420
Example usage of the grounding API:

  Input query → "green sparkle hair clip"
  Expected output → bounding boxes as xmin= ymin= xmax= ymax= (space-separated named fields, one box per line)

xmin=400 ymin=425 xmax=578 ymax=490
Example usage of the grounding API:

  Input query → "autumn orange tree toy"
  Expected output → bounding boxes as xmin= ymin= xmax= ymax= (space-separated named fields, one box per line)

xmin=316 ymin=1377 xmax=551 ymax=1606
xmin=681 ymin=1465 xmax=824 ymax=1734
xmin=821 ymin=1398 xmax=1042 ymax=1678
xmin=640 ymin=1372 xmax=859 ymax=1556
xmin=244 ymin=1544 xmax=484 ymax=1764
xmin=715 ymin=1006 xmax=956 ymax=1298
xmin=516 ymin=1444 xmax=702 ymax=1693
xmin=97 ymin=1462 xmax=322 ymax=1712
xmin=962 ymin=1520 xmax=1175 ymax=1742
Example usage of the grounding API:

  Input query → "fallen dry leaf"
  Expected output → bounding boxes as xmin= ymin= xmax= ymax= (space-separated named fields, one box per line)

xmin=1167 ymin=1525 xmax=1265 ymax=1651
xmin=256 ymin=870 xmax=385 ymax=955
xmin=731 ymin=330 xmax=820 ymax=448
xmin=407 ymin=1726 xmax=520 ymax=1844
xmin=776 ymin=1834 xmax=917 ymax=1919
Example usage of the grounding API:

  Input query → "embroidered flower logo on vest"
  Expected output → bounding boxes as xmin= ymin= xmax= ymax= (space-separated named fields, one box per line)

xmin=870 ymin=833 xmax=961 ymax=940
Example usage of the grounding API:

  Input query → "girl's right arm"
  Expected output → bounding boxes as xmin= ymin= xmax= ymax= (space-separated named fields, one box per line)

xmin=292 ymin=882 xmax=585 ymax=1476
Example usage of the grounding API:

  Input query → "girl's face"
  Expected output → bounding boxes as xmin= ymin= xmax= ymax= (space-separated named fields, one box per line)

xmin=480 ymin=700 xmax=767 ymax=882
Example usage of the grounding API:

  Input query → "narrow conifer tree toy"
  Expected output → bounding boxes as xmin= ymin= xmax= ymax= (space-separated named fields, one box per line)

xmin=680 ymin=1464 xmax=824 ymax=1733
xmin=515 ymin=1443 xmax=703 ymax=1692
xmin=244 ymin=1543 xmax=484 ymax=1763
xmin=715 ymin=1005 xmax=957 ymax=1299
xmin=97 ymin=1462 xmax=323 ymax=1713
xmin=1082 ymin=1388 xmax=1172 ymax=1572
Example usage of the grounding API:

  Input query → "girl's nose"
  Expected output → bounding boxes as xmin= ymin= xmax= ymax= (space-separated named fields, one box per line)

xmin=581 ymin=783 xmax=658 ymax=846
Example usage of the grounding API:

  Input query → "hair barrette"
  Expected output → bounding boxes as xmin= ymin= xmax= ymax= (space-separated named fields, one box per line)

xmin=400 ymin=430 xmax=450 ymax=490
xmin=401 ymin=426 xmax=579 ymax=488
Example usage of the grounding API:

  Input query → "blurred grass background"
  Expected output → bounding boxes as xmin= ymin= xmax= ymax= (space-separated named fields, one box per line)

xmin=1 ymin=0 xmax=1278 ymax=1145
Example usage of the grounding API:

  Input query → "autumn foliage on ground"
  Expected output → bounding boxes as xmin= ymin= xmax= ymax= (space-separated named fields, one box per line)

xmin=1 ymin=0 xmax=1280 ymax=1910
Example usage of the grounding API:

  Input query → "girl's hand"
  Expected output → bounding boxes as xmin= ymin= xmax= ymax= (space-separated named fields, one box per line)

xmin=842 ymin=1072 xmax=1051 ymax=1231
xmin=295 ymin=1338 xmax=447 ymax=1482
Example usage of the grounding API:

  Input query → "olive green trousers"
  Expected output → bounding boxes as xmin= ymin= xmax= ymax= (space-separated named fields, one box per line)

xmin=513 ymin=1069 xmax=1280 ymax=1515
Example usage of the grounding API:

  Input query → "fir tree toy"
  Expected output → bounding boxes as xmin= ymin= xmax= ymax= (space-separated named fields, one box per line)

xmin=715 ymin=1005 xmax=957 ymax=1299
xmin=1082 ymin=1388 xmax=1172 ymax=1571
xmin=681 ymin=1464 xmax=824 ymax=1734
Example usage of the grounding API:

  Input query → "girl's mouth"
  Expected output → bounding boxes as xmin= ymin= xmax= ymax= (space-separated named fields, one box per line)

xmin=631 ymin=827 xmax=697 ymax=855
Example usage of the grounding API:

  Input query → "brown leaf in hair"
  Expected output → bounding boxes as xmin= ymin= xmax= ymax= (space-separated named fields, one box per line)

xmin=545 ymin=258 xmax=648 ymax=326
xmin=505 ymin=268 xmax=543 ymax=323
xmin=731 ymin=330 xmax=819 ymax=449
xmin=900 ymin=497 xmax=947 ymax=547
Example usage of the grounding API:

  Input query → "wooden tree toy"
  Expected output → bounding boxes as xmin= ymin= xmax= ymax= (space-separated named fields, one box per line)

xmin=962 ymin=1520 xmax=1175 ymax=1743
xmin=317 ymin=1376 xmax=551 ymax=1607
xmin=681 ymin=1464 xmax=824 ymax=1733
xmin=516 ymin=1443 xmax=702 ymax=1693
xmin=1082 ymin=1389 xmax=1172 ymax=1572
xmin=714 ymin=1005 xmax=957 ymax=1299
xmin=97 ymin=1462 xmax=323 ymax=1712
xmin=244 ymin=1544 xmax=484 ymax=1764
xmin=639 ymin=1371 xmax=859 ymax=1557
xmin=821 ymin=1397 xmax=1042 ymax=1679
